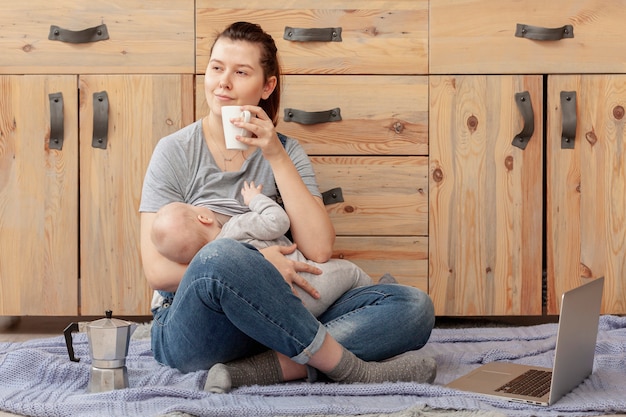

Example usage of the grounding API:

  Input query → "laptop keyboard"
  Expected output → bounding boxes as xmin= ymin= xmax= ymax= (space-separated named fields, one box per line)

xmin=496 ymin=369 xmax=552 ymax=398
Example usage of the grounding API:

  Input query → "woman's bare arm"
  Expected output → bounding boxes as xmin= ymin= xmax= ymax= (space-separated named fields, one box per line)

xmin=269 ymin=151 xmax=335 ymax=262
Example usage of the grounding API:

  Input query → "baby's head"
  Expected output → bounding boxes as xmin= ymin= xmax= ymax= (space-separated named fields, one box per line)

xmin=152 ymin=202 xmax=221 ymax=264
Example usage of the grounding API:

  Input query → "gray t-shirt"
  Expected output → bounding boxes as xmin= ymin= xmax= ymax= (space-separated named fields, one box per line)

xmin=140 ymin=119 xmax=321 ymax=214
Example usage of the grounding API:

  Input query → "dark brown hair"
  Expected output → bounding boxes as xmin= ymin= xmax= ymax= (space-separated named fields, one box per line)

xmin=211 ymin=22 xmax=281 ymax=126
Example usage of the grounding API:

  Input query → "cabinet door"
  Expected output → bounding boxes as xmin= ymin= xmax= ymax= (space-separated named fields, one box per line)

xmin=429 ymin=75 xmax=543 ymax=316
xmin=547 ymin=75 xmax=626 ymax=314
xmin=0 ymin=75 xmax=78 ymax=315
xmin=79 ymin=74 xmax=194 ymax=315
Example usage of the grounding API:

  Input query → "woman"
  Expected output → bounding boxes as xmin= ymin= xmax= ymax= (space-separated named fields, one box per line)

xmin=139 ymin=22 xmax=436 ymax=393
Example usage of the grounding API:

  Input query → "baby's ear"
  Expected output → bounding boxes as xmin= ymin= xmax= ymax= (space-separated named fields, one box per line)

xmin=197 ymin=215 xmax=214 ymax=225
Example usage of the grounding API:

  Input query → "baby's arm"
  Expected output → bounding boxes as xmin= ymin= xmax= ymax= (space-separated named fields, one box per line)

xmin=241 ymin=181 xmax=291 ymax=240
xmin=241 ymin=181 xmax=262 ymax=205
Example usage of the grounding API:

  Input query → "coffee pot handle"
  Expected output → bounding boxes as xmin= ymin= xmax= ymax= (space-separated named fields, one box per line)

xmin=63 ymin=322 xmax=80 ymax=362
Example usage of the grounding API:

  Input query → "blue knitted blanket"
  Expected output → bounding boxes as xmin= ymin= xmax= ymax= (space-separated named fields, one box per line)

xmin=1 ymin=315 xmax=625 ymax=417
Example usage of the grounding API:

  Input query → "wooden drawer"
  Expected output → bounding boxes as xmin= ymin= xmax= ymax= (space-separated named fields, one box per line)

xmin=312 ymin=156 xmax=428 ymax=236
xmin=280 ymin=75 xmax=428 ymax=155
xmin=195 ymin=75 xmax=428 ymax=156
xmin=333 ymin=236 xmax=428 ymax=292
xmin=430 ymin=0 xmax=626 ymax=74
xmin=196 ymin=0 xmax=427 ymax=75
xmin=0 ymin=0 xmax=194 ymax=74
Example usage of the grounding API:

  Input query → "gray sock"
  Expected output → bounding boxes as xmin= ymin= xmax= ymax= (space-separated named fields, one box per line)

xmin=204 ymin=350 xmax=283 ymax=393
xmin=324 ymin=348 xmax=436 ymax=384
xmin=378 ymin=273 xmax=398 ymax=284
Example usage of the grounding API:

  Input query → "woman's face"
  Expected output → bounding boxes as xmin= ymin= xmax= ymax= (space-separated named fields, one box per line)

xmin=204 ymin=38 xmax=276 ymax=118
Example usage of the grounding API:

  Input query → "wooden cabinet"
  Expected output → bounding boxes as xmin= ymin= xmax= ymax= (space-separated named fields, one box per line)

xmin=7 ymin=1 xmax=623 ymax=318
xmin=430 ymin=0 xmax=626 ymax=315
xmin=196 ymin=0 xmax=430 ymax=290
xmin=0 ymin=1 xmax=194 ymax=316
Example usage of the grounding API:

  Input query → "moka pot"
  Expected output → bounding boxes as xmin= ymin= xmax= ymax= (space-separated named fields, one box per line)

xmin=64 ymin=310 xmax=137 ymax=393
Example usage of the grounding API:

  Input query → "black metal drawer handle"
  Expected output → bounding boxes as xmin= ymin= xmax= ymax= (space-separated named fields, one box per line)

xmin=322 ymin=187 xmax=344 ymax=206
xmin=561 ymin=91 xmax=577 ymax=149
xmin=515 ymin=23 xmax=573 ymax=41
xmin=283 ymin=27 xmax=342 ymax=42
xmin=284 ymin=107 xmax=342 ymax=125
xmin=49 ymin=92 xmax=64 ymax=150
xmin=48 ymin=24 xmax=109 ymax=44
xmin=512 ymin=91 xmax=535 ymax=150
xmin=92 ymin=91 xmax=109 ymax=149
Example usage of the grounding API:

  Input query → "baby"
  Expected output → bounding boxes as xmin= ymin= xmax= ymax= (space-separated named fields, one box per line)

xmin=151 ymin=181 xmax=375 ymax=317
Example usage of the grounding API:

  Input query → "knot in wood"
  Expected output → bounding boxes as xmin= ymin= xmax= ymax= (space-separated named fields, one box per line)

xmin=613 ymin=105 xmax=625 ymax=120
xmin=432 ymin=168 xmax=444 ymax=183
xmin=504 ymin=155 xmax=514 ymax=171
xmin=467 ymin=115 xmax=478 ymax=132
xmin=344 ymin=205 xmax=355 ymax=213
xmin=585 ymin=130 xmax=598 ymax=146
xmin=393 ymin=122 xmax=404 ymax=134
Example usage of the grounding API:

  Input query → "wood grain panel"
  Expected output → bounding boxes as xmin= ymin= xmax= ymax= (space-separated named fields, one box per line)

xmin=547 ymin=75 xmax=626 ymax=314
xmin=431 ymin=0 xmax=626 ymax=74
xmin=312 ymin=156 xmax=427 ymax=236
xmin=0 ymin=0 xmax=194 ymax=74
xmin=79 ymin=75 xmax=194 ymax=315
xmin=196 ymin=1 xmax=427 ymax=74
xmin=0 ymin=75 xmax=78 ymax=315
xmin=333 ymin=236 xmax=428 ymax=292
xmin=429 ymin=75 xmax=543 ymax=316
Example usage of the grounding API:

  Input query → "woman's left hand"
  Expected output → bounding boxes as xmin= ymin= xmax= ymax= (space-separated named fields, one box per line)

xmin=260 ymin=244 xmax=322 ymax=299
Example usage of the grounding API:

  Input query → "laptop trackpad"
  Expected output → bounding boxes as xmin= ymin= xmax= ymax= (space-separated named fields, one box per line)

xmin=447 ymin=362 xmax=527 ymax=391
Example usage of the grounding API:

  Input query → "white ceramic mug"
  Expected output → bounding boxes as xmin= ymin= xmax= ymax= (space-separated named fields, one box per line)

xmin=221 ymin=106 xmax=252 ymax=150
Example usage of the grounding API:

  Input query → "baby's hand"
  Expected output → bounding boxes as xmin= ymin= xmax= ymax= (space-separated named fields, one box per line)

xmin=241 ymin=181 xmax=263 ymax=205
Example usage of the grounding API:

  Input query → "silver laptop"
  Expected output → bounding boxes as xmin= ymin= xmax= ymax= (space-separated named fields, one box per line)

xmin=446 ymin=277 xmax=604 ymax=406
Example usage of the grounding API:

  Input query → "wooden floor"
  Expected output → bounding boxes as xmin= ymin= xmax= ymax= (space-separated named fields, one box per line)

xmin=0 ymin=315 xmax=151 ymax=343
xmin=0 ymin=316 xmax=70 ymax=342
xmin=1 ymin=316 xmax=624 ymax=417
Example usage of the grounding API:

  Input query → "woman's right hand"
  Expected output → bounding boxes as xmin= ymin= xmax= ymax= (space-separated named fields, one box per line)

xmin=260 ymin=244 xmax=321 ymax=300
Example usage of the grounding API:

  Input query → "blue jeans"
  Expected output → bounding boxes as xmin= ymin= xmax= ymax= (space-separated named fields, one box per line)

xmin=151 ymin=238 xmax=435 ymax=373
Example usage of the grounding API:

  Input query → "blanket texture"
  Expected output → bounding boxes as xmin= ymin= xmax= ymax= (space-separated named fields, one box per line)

xmin=1 ymin=315 xmax=625 ymax=417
